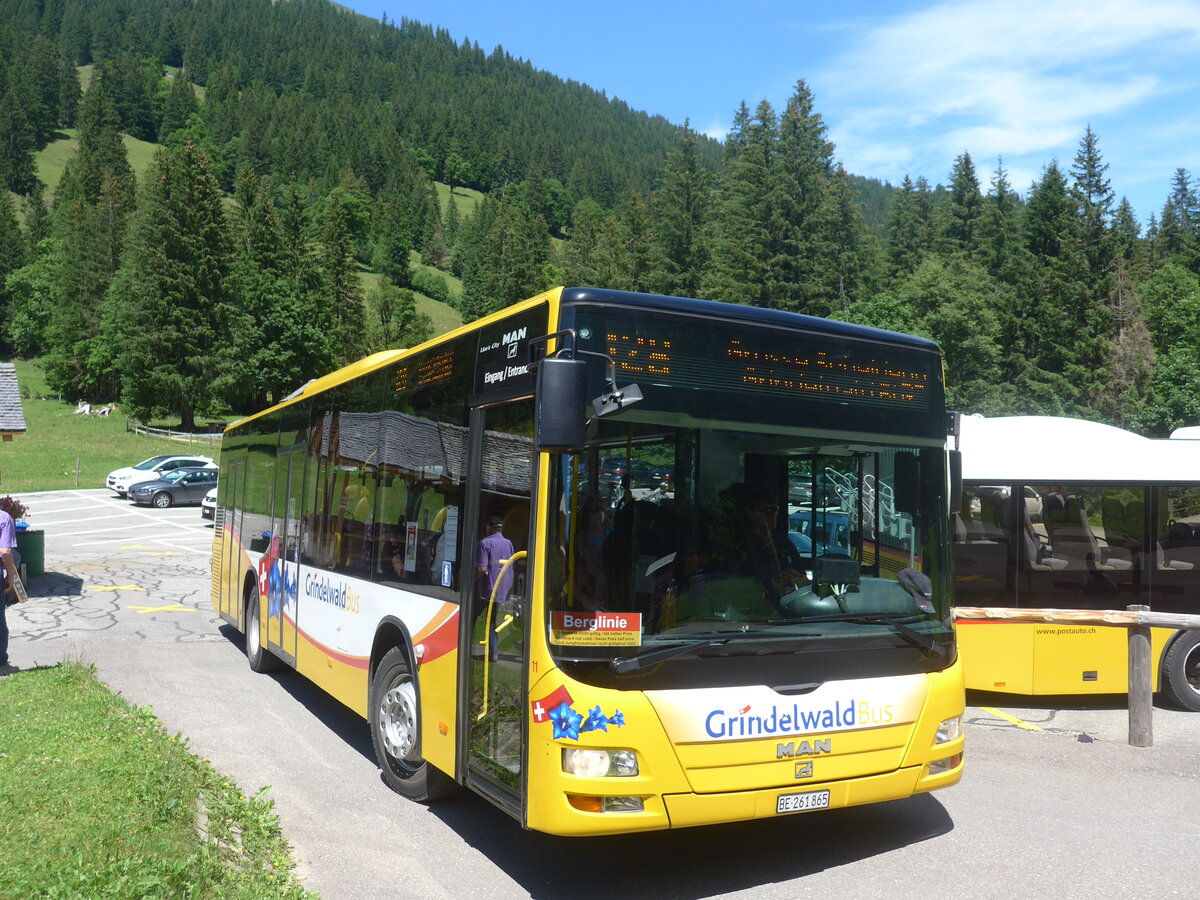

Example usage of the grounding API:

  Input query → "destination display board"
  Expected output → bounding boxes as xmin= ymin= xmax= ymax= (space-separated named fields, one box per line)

xmin=574 ymin=309 xmax=936 ymax=413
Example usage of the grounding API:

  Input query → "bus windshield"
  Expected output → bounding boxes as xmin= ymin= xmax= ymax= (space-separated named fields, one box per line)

xmin=546 ymin=423 xmax=952 ymax=689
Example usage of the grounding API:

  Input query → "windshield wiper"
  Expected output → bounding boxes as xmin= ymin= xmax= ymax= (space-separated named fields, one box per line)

xmin=766 ymin=611 xmax=948 ymax=659
xmin=610 ymin=630 xmax=823 ymax=674
xmin=611 ymin=640 xmax=728 ymax=674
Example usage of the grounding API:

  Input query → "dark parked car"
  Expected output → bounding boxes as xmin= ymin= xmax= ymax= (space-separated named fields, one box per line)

xmin=129 ymin=467 xmax=219 ymax=508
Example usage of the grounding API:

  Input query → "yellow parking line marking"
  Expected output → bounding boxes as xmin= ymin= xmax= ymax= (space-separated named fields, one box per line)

xmin=127 ymin=604 xmax=193 ymax=614
xmin=92 ymin=585 xmax=145 ymax=592
xmin=981 ymin=706 xmax=1044 ymax=732
xmin=120 ymin=545 xmax=147 ymax=549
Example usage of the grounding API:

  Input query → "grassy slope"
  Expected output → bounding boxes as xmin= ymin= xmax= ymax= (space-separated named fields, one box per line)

xmin=0 ymin=361 xmax=217 ymax=495
xmin=34 ymin=128 xmax=160 ymax=197
xmin=0 ymin=662 xmax=309 ymax=898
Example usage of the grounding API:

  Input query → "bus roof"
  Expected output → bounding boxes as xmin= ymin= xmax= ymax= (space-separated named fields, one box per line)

xmin=958 ymin=415 xmax=1200 ymax=483
xmin=561 ymin=287 xmax=942 ymax=353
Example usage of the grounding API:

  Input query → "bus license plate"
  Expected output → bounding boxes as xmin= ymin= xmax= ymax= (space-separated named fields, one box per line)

xmin=776 ymin=790 xmax=830 ymax=814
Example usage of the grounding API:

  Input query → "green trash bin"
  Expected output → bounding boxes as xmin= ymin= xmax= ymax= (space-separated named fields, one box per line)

xmin=16 ymin=529 xmax=44 ymax=578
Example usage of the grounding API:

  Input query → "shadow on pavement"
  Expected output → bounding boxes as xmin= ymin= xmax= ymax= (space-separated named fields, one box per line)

xmin=968 ymin=689 xmax=1137 ymax=711
xmin=215 ymin=623 xmax=376 ymax=763
xmin=26 ymin=572 xmax=84 ymax=598
xmin=430 ymin=790 xmax=953 ymax=898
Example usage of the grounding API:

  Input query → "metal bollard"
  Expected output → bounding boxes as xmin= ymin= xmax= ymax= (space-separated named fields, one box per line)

xmin=1127 ymin=604 xmax=1152 ymax=747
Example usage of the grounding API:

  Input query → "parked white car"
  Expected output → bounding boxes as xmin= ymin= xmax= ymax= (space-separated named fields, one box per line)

xmin=201 ymin=487 xmax=217 ymax=519
xmin=106 ymin=454 xmax=217 ymax=497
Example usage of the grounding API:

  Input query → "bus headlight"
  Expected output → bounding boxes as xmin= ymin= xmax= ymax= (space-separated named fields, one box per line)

xmin=562 ymin=748 xmax=639 ymax=777
xmin=935 ymin=716 xmax=962 ymax=744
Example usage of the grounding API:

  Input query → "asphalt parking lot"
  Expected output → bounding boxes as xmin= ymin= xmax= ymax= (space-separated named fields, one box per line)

xmin=4 ymin=489 xmax=1199 ymax=899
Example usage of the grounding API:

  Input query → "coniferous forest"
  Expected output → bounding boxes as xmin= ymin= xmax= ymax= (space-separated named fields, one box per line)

xmin=1 ymin=0 xmax=1199 ymax=433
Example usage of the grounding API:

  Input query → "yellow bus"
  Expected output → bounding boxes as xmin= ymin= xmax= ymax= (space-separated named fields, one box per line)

xmin=210 ymin=287 xmax=965 ymax=835
xmin=953 ymin=414 xmax=1200 ymax=710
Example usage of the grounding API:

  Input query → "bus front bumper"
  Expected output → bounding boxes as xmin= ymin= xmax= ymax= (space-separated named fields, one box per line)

xmin=537 ymin=756 xmax=963 ymax=835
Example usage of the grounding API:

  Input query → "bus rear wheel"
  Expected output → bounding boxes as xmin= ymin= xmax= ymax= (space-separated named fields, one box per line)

xmin=1160 ymin=630 xmax=1200 ymax=712
xmin=370 ymin=647 xmax=456 ymax=801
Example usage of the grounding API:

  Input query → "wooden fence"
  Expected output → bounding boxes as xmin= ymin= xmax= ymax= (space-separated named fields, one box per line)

xmin=953 ymin=605 xmax=1200 ymax=747
xmin=127 ymin=420 xmax=224 ymax=448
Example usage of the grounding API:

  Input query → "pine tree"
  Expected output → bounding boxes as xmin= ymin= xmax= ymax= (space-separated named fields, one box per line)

xmin=887 ymin=176 xmax=930 ymax=277
xmin=938 ymin=152 xmax=982 ymax=258
xmin=43 ymin=179 xmax=127 ymax=401
xmin=977 ymin=160 xmax=1025 ymax=283
xmin=320 ymin=188 xmax=367 ymax=361
xmin=1160 ymin=168 xmax=1198 ymax=263
xmin=0 ymin=87 xmax=37 ymax=193
xmin=226 ymin=169 xmax=333 ymax=406
xmin=111 ymin=143 xmax=234 ymax=430
xmin=159 ymin=69 xmax=199 ymax=143
xmin=1111 ymin=197 xmax=1145 ymax=279
xmin=647 ymin=121 xmax=710 ymax=297
xmin=775 ymin=80 xmax=837 ymax=312
xmin=1019 ymin=161 xmax=1105 ymax=410
xmin=0 ymin=190 xmax=26 ymax=356
xmin=822 ymin=164 xmax=875 ymax=314
xmin=56 ymin=78 xmax=135 ymax=210
xmin=1070 ymin=125 xmax=1115 ymax=277
xmin=703 ymin=100 xmax=777 ymax=307
xmin=22 ymin=179 xmax=51 ymax=254
xmin=372 ymin=190 xmax=413 ymax=288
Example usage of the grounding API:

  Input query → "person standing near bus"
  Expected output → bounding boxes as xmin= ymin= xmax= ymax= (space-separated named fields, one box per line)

xmin=476 ymin=515 xmax=514 ymax=661
xmin=0 ymin=506 xmax=24 ymax=675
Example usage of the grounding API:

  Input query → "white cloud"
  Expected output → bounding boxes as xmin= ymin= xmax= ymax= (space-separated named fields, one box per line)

xmin=813 ymin=0 xmax=1200 ymax=205
xmin=701 ymin=119 xmax=729 ymax=142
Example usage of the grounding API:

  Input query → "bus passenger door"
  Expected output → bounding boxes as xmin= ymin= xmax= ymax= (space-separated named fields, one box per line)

xmin=219 ymin=460 xmax=247 ymax=624
xmin=266 ymin=449 xmax=303 ymax=666
xmin=461 ymin=400 xmax=534 ymax=811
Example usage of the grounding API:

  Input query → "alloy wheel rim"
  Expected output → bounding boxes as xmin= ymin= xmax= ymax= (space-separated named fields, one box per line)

xmin=380 ymin=675 xmax=418 ymax=762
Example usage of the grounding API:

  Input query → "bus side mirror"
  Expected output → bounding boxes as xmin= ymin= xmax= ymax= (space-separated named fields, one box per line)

xmin=894 ymin=451 xmax=919 ymax=515
xmin=534 ymin=357 xmax=588 ymax=452
xmin=948 ymin=450 xmax=962 ymax=514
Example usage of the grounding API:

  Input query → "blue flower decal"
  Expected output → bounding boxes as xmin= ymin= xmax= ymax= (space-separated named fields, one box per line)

xmin=549 ymin=702 xmax=583 ymax=740
xmin=609 ymin=709 xmax=625 ymax=728
xmin=267 ymin=561 xmax=282 ymax=617
xmin=581 ymin=705 xmax=609 ymax=733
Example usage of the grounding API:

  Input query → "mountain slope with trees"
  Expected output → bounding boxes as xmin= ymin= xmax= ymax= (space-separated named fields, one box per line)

xmin=1 ymin=0 xmax=1199 ymax=434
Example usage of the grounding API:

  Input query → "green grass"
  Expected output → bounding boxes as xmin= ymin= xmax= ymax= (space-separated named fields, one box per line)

xmin=358 ymin=268 xmax=463 ymax=337
xmin=0 ymin=360 xmax=220 ymax=495
xmin=435 ymin=182 xmax=483 ymax=221
xmin=34 ymin=128 xmax=161 ymax=198
xmin=0 ymin=662 xmax=311 ymax=898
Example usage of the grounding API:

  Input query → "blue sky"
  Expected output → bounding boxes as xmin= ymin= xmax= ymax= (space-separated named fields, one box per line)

xmin=345 ymin=0 xmax=1200 ymax=223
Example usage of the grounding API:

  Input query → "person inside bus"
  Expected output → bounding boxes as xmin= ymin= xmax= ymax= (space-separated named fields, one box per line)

xmin=476 ymin=515 xmax=515 ymax=661
xmin=725 ymin=484 xmax=808 ymax=614
xmin=574 ymin=494 xmax=611 ymax=611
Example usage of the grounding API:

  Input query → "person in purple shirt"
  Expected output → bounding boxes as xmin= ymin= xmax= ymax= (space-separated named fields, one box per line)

xmin=476 ymin=515 xmax=514 ymax=661
xmin=0 ymin=508 xmax=23 ymax=676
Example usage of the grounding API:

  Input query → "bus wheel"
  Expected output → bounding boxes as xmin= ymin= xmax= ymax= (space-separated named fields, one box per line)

xmin=1160 ymin=630 xmax=1200 ymax=712
xmin=245 ymin=586 xmax=282 ymax=673
xmin=370 ymin=647 xmax=455 ymax=801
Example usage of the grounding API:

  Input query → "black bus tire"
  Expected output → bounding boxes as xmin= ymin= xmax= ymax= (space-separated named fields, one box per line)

xmin=1160 ymin=630 xmax=1200 ymax=712
xmin=245 ymin=584 xmax=282 ymax=673
xmin=370 ymin=646 xmax=456 ymax=801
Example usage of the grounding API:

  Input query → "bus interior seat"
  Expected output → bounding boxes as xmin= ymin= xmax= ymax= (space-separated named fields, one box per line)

xmin=976 ymin=490 xmax=1007 ymax=542
xmin=1047 ymin=496 xmax=1131 ymax=571
xmin=1100 ymin=496 xmax=1138 ymax=565
xmin=1020 ymin=501 xmax=1068 ymax=571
